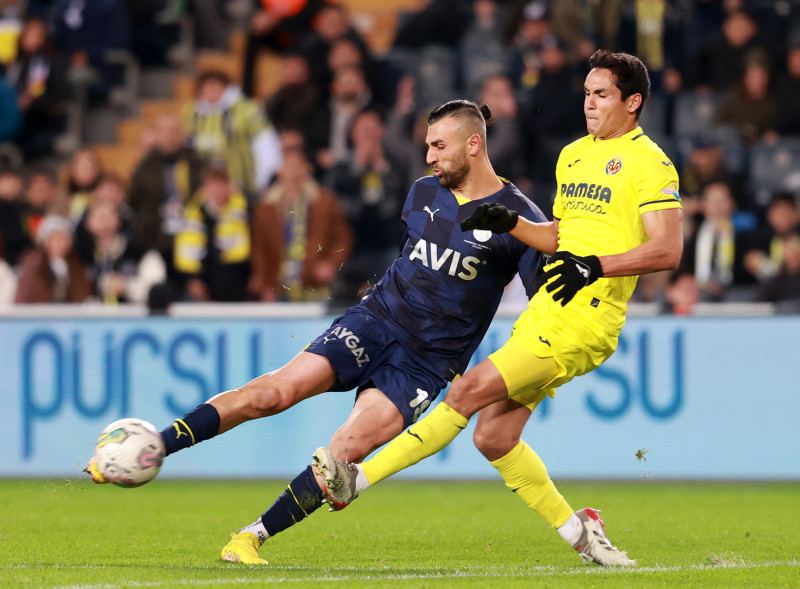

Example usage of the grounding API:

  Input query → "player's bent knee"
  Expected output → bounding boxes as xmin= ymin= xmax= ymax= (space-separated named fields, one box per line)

xmin=446 ymin=371 xmax=504 ymax=418
xmin=473 ymin=425 xmax=519 ymax=462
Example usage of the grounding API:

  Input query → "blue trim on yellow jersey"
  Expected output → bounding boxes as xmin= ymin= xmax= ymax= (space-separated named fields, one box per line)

xmin=640 ymin=198 xmax=681 ymax=207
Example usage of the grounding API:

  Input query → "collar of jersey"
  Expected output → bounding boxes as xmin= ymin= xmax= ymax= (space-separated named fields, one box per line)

xmin=590 ymin=126 xmax=643 ymax=144
xmin=452 ymin=176 xmax=510 ymax=205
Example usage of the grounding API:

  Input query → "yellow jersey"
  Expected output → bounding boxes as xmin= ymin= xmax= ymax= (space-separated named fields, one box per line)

xmin=549 ymin=126 xmax=681 ymax=313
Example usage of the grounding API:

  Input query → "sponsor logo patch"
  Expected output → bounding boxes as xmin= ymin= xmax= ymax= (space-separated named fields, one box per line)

xmin=661 ymin=182 xmax=681 ymax=200
xmin=323 ymin=326 xmax=371 ymax=367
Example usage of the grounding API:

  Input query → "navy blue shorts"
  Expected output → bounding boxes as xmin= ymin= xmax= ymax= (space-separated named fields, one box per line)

xmin=306 ymin=307 xmax=447 ymax=428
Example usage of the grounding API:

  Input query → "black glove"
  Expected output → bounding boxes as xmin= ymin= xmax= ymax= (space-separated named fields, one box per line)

xmin=544 ymin=251 xmax=603 ymax=306
xmin=460 ymin=203 xmax=519 ymax=233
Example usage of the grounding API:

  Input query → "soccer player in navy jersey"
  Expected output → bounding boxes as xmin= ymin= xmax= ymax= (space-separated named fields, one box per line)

xmin=86 ymin=100 xmax=557 ymax=564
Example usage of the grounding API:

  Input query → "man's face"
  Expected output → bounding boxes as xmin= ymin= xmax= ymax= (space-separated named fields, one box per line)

xmin=768 ymin=201 xmax=799 ymax=235
xmin=723 ymin=12 xmax=755 ymax=48
xmin=94 ymin=179 xmax=126 ymax=207
xmin=45 ymin=230 xmax=72 ymax=260
xmin=198 ymin=79 xmax=227 ymax=105
xmin=351 ymin=111 xmax=383 ymax=146
xmin=204 ymin=177 xmax=231 ymax=208
xmin=425 ymin=117 xmax=471 ymax=190
xmin=332 ymin=69 xmax=365 ymax=102
xmin=277 ymin=150 xmax=310 ymax=185
xmin=281 ymin=56 xmax=309 ymax=86
xmin=26 ymin=175 xmax=56 ymax=209
xmin=315 ymin=6 xmax=348 ymax=42
xmin=20 ymin=19 xmax=46 ymax=53
xmin=702 ymin=183 xmax=734 ymax=221
xmin=86 ymin=203 xmax=121 ymax=240
xmin=584 ymin=68 xmax=637 ymax=139
xmin=71 ymin=150 xmax=101 ymax=188
xmin=154 ymin=115 xmax=185 ymax=156
xmin=0 ymin=172 xmax=23 ymax=201
xmin=689 ymin=145 xmax=722 ymax=174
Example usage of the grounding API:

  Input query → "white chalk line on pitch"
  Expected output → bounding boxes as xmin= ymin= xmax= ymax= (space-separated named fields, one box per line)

xmin=6 ymin=558 xmax=793 ymax=588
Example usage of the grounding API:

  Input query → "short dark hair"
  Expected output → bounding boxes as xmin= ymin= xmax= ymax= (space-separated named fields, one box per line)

xmin=427 ymin=100 xmax=493 ymax=141
xmin=770 ymin=192 xmax=798 ymax=208
xmin=196 ymin=69 xmax=231 ymax=89
xmin=588 ymin=50 xmax=650 ymax=118
xmin=203 ymin=160 xmax=230 ymax=182
xmin=95 ymin=171 xmax=127 ymax=190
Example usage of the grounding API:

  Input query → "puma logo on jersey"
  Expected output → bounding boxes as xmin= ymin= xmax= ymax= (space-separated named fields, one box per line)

xmin=408 ymin=238 xmax=480 ymax=280
xmin=324 ymin=326 xmax=371 ymax=367
xmin=423 ymin=206 xmax=440 ymax=221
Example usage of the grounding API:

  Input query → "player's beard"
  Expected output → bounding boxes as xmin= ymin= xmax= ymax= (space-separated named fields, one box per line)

xmin=437 ymin=150 xmax=470 ymax=190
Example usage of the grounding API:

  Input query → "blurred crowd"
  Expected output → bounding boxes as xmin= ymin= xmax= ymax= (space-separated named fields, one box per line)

xmin=2 ymin=0 xmax=800 ymax=313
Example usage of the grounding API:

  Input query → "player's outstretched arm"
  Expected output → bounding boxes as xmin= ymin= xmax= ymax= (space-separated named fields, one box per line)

xmin=461 ymin=203 xmax=558 ymax=254
xmin=597 ymin=208 xmax=683 ymax=277
xmin=510 ymin=217 xmax=559 ymax=255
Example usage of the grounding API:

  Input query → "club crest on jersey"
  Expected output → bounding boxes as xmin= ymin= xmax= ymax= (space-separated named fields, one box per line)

xmin=472 ymin=229 xmax=492 ymax=243
xmin=323 ymin=326 xmax=370 ymax=367
xmin=605 ymin=158 xmax=622 ymax=175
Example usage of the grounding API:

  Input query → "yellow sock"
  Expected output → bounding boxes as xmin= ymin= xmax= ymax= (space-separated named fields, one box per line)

xmin=361 ymin=402 xmax=468 ymax=485
xmin=490 ymin=440 xmax=574 ymax=528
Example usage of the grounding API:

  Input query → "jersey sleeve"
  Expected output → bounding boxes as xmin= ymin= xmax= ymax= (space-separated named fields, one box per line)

xmin=552 ymin=147 xmax=569 ymax=220
xmin=516 ymin=245 xmax=543 ymax=299
xmin=635 ymin=149 xmax=682 ymax=214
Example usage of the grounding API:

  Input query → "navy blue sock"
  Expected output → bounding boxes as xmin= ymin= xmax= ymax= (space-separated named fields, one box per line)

xmin=160 ymin=403 xmax=221 ymax=456
xmin=261 ymin=466 xmax=324 ymax=536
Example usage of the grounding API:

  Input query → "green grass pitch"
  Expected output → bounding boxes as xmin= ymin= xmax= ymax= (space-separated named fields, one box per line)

xmin=0 ymin=478 xmax=797 ymax=587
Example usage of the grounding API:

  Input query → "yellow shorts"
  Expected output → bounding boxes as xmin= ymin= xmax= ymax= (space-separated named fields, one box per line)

xmin=489 ymin=291 xmax=622 ymax=410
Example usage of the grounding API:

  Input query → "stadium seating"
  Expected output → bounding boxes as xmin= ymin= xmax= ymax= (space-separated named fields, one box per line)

xmin=673 ymin=90 xmax=724 ymax=139
xmin=386 ymin=45 xmax=458 ymax=107
xmin=342 ymin=0 xmax=419 ymax=55
xmin=639 ymin=92 xmax=668 ymax=136
xmin=94 ymin=143 xmax=145 ymax=179
xmin=674 ymin=124 xmax=746 ymax=175
xmin=748 ymin=137 xmax=800 ymax=207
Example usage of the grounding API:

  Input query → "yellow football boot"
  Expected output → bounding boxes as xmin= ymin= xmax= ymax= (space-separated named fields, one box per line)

xmin=220 ymin=532 xmax=268 ymax=564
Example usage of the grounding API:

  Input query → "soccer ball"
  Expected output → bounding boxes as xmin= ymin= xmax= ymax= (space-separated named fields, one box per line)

xmin=92 ymin=418 xmax=165 ymax=488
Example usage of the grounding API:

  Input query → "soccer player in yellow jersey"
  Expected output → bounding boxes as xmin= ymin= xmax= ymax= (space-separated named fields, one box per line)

xmin=315 ymin=50 xmax=684 ymax=566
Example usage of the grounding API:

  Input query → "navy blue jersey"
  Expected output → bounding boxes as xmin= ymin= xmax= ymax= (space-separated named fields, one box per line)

xmin=359 ymin=175 xmax=546 ymax=379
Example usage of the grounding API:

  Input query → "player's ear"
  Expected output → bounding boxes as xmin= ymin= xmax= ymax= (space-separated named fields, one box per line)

xmin=626 ymin=93 xmax=642 ymax=115
xmin=467 ymin=133 xmax=482 ymax=156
